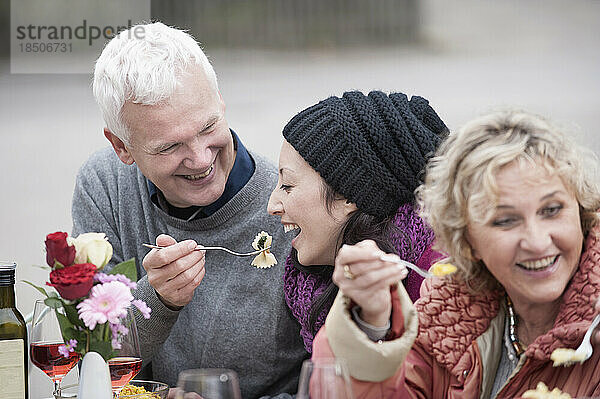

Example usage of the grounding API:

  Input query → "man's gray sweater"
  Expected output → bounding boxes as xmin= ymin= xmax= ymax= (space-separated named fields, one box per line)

xmin=71 ymin=147 xmax=307 ymax=398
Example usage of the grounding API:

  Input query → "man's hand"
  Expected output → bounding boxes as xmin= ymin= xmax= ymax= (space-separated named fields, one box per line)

xmin=142 ymin=234 xmax=206 ymax=308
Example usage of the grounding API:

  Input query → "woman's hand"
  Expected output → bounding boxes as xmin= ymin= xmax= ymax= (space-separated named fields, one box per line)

xmin=333 ymin=240 xmax=408 ymax=327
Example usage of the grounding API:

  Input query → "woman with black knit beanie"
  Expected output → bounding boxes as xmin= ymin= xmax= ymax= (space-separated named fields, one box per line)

xmin=267 ymin=90 xmax=449 ymax=353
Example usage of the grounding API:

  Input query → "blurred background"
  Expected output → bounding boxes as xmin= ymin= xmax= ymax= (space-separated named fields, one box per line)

xmin=1 ymin=0 xmax=600 ymax=396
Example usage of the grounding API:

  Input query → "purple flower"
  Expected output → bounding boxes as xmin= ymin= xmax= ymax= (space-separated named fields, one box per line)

xmin=132 ymin=299 xmax=151 ymax=319
xmin=109 ymin=322 xmax=129 ymax=349
xmin=93 ymin=273 xmax=137 ymax=289
xmin=76 ymin=281 xmax=133 ymax=330
xmin=58 ymin=339 xmax=77 ymax=358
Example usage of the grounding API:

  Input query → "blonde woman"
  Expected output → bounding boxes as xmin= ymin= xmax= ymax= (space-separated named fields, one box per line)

xmin=314 ymin=110 xmax=600 ymax=398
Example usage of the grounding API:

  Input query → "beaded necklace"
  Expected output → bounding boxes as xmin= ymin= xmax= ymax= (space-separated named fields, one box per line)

xmin=506 ymin=295 xmax=525 ymax=356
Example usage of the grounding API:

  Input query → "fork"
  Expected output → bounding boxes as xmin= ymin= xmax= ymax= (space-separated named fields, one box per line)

xmin=142 ymin=243 xmax=272 ymax=257
xmin=379 ymin=253 xmax=434 ymax=279
xmin=560 ymin=312 xmax=600 ymax=366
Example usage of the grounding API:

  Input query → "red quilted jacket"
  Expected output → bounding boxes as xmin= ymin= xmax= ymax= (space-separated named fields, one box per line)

xmin=314 ymin=227 xmax=600 ymax=398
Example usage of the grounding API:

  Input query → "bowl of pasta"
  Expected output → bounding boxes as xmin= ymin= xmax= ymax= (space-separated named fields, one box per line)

xmin=118 ymin=380 xmax=169 ymax=399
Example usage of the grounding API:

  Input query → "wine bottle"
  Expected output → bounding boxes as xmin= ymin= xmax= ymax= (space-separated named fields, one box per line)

xmin=0 ymin=262 xmax=28 ymax=399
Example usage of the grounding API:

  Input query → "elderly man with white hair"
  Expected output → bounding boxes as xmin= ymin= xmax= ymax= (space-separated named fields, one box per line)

xmin=72 ymin=22 xmax=307 ymax=398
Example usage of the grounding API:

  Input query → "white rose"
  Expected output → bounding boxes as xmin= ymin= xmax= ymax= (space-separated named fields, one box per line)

xmin=67 ymin=232 xmax=113 ymax=269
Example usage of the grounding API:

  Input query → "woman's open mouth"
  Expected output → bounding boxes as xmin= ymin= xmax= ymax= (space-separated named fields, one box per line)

xmin=283 ymin=223 xmax=300 ymax=233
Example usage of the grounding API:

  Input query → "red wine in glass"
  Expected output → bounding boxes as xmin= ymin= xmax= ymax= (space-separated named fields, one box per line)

xmin=108 ymin=356 xmax=142 ymax=391
xmin=30 ymin=300 xmax=81 ymax=398
xmin=30 ymin=342 xmax=80 ymax=380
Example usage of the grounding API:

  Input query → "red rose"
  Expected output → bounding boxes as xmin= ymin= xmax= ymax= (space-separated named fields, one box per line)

xmin=47 ymin=263 xmax=97 ymax=300
xmin=45 ymin=232 xmax=76 ymax=268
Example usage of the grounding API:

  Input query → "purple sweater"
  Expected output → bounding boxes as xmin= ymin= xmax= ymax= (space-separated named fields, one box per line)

xmin=283 ymin=203 xmax=440 ymax=352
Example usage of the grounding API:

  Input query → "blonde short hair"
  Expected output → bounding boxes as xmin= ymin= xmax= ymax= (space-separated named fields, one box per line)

xmin=417 ymin=110 xmax=600 ymax=290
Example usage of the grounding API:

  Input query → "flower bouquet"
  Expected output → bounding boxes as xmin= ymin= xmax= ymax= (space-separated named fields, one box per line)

xmin=26 ymin=231 xmax=151 ymax=361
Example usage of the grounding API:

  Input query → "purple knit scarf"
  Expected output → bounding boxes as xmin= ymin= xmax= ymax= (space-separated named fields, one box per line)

xmin=283 ymin=203 xmax=435 ymax=353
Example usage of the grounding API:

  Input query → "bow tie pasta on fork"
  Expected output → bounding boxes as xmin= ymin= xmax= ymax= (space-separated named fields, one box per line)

xmin=251 ymin=231 xmax=277 ymax=268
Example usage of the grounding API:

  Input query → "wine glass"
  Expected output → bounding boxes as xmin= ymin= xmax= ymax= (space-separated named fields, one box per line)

xmin=108 ymin=307 xmax=142 ymax=397
xmin=175 ymin=368 xmax=242 ymax=399
xmin=296 ymin=358 xmax=355 ymax=399
xmin=30 ymin=299 xmax=80 ymax=399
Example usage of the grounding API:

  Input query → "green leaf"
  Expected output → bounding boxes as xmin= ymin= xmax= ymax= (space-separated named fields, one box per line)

xmin=74 ymin=339 xmax=86 ymax=354
xmin=63 ymin=303 xmax=86 ymax=328
xmin=44 ymin=297 xmax=64 ymax=309
xmin=91 ymin=323 xmax=107 ymax=341
xmin=55 ymin=312 xmax=76 ymax=341
xmin=22 ymin=280 xmax=49 ymax=298
xmin=88 ymin=340 xmax=115 ymax=362
xmin=107 ymin=258 xmax=137 ymax=282
xmin=71 ymin=328 xmax=86 ymax=341
xmin=60 ymin=326 xmax=84 ymax=343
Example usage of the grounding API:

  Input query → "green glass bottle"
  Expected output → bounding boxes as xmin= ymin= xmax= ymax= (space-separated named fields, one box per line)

xmin=0 ymin=262 xmax=28 ymax=399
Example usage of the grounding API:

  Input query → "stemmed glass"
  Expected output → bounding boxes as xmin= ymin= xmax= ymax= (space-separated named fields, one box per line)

xmin=30 ymin=299 xmax=80 ymax=399
xmin=175 ymin=368 xmax=242 ymax=399
xmin=296 ymin=358 xmax=355 ymax=399
xmin=108 ymin=307 xmax=142 ymax=397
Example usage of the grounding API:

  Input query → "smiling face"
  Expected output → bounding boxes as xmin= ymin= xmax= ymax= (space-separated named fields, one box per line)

xmin=267 ymin=141 xmax=356 ymax=266
xmin=105 ymin=66 xmax=235 ymax=208
xmin=466 ymin=160 xmax=583 ymax=309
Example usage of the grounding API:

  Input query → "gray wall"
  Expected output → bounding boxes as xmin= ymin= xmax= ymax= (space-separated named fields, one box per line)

xmin=151 ymin=0 xmax=419 ymax=48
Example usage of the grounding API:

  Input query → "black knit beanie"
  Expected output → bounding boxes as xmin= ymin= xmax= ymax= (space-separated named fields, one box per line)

xmin=283 ymin=90 xmax=448 ymax=218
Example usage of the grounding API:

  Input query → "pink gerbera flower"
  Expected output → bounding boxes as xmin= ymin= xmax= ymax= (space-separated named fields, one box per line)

xmin=93 ymin=273 xmax=137 ymax=289
xmin=76 ymin=281 xmax=133 ymax=330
